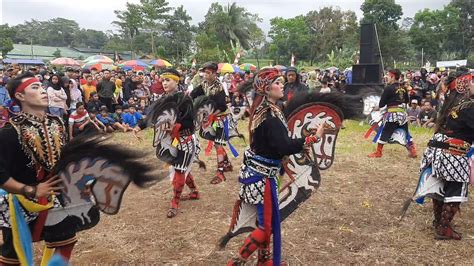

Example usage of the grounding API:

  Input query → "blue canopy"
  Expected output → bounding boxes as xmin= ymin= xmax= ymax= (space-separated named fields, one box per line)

xmin=2 ymin=58 xmax=45 ymax=65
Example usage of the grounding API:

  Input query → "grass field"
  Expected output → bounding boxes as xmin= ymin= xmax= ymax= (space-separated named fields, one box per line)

xmin=29 ymin=119 xmax=474 ymax=264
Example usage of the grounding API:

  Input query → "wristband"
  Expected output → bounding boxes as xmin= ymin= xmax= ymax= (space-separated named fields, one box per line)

xmin=21 ymin=185 xmax=37 ymax=200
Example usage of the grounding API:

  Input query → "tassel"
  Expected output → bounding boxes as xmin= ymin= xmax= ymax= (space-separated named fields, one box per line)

xmin=228 ymin=142 xmax=239 ymax=157
xmin=223 ymin=117 xmax=239 ymax=157
xmin=364 ymin=124 xmax=376 ymax=139
xmin=9 ymin=195 xmax=34 ymax=266
xmin=205 ymin=140 xmax=214 ymax=156
xmin=372 ymin=124 xmax=384 ymax=143
xmin=41 ymin=246 xmax=55 ymax=266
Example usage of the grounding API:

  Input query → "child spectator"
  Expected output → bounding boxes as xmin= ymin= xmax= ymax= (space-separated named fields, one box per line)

xmin=87 ymin=92 xmax=102 ymax=112
xmin=69 ymin=102 xmax=94 ymax=139
xmin=122 ymin=105 xmax=143 ymax=128
xmin=82 ymin=75 xmax=97 ymax=103
xmin=417 ymin=101 xmax=437 ymax=128
xmin=88 ymin=108 xmax=107 ymax=133
xmin=46 ymin=74 xmax=68 ymax=117
xmin=98 ymin=107 xmax=127 ymax=133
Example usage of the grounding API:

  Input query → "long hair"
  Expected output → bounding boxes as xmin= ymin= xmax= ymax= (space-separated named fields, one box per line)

xmin=435 ymin=90 xmax=466 ymax=133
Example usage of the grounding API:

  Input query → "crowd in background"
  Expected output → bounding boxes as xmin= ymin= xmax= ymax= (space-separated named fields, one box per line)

xmin=0 ymin=63 xmax=470 ymax=135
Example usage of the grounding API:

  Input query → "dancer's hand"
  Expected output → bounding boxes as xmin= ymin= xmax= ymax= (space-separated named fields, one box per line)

xmin=36 ymin=177 xmax=63 ymax=197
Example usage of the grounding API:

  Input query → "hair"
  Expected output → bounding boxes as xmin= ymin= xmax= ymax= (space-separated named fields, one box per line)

xmin=388 ymin=69 xmax=401 ymax=80
xmin=76 ymin=102 xmax=84 ymax=108
xmin=435 ymin=90 xmax=465 ymax=133
xmin=49 ymin=74 xmax=63 ymax=90
xmin=6 ymin=71 xmax=35 ymax=99
xmin=85 ymin=74 xmax=92 ymax=79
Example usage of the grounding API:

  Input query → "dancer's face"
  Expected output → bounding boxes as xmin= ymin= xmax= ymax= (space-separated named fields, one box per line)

xmin=15 ymin=78 xmax=48 ymax=109
xmin=162 ymin=77 xmax=178 ymax=94
xmin=267 ymin=77 xmax=285 ymax=100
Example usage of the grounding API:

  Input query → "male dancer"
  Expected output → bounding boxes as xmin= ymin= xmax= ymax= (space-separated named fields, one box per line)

xmin=191 ymin=62 xmax=233 ymax=184
xmin=369 ymin=69 xmax=417 ymax=158
xmin=135 ymin=68 xmax=200 ymax=218
xmin=0 ymin=72 xmax=77 ymax=264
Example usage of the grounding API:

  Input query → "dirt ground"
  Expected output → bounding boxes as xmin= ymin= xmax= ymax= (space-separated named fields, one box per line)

xmin=30 ymin=120 xmax=474 ymax=264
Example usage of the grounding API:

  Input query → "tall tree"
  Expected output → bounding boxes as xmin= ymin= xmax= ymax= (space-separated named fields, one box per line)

xmin=449 ymin=0 xmax=473 ymax=58
xmin=113 ymin=3 xmax=143 ymax=58
xmin=162 ymin=5 xmax=195 ymax=63
xmin=268 ymin=16 xmax=310 ymax=64
xmin=305 ymin=7 xmax=359 ymax=65
xmin=139 ymin=0 xmax=172 ymax=56
xmin=0 ymin=24 xmax=16 ymax=57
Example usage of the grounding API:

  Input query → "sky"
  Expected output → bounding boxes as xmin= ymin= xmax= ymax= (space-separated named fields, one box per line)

xmin=1 ymin=0 xmax=450 ymax=33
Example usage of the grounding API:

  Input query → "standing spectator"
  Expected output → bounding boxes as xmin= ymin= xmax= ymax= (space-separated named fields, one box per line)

xmin=306 ymin=71 xmax=321 ymax=92
xmin=417 ymin=101 xmax=437 ymax=128
xmin=407 ymin=99 xmax=421 ymax=124
xmin=96 ymin=70 xmax=116 ymax=111
xmin=47 ymin=74 xmax=68 ymax=117
xmin=68 ymin=80 xmax=83 ymax=113
xmin=0 ymin=80 xmax=10 ymax=107
xmin=114 ymin=78 xmax=123 ymax=104
xmin=319 ymin=80 xmax=331 ymax=93
xmin=283 ymin=67 xmax=308 ymax=104
xmin=82 ymin=75 xmax=97 ymax=103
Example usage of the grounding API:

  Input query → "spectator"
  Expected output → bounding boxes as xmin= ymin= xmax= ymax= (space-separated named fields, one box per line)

xmin=82 ymin=75 xmax=97 ymax=103
xmin=0 ymin=105 xmax=8 ymax=128
xmin=46 ymin=74 xmax=68 ymax=117
xmin=88 ymin=108 xmax=107 ymax=133
xmin=96 ymin=70 xmax=116 ymax=111
xmin=283 ymin=67 xmax=308 ymax=104
xmin=306 ymin=71 xmax=321 ymax=93
xmin=114 ymin=78 xmax=123 ymax=104
xmin=111 ymin=105 xmax=132 ymax=132
xmin=86 ymin=92 xmax=102 ymax=112
xmin=417 ymin=101 xmax=437 ymax=128
xmin=319 ymin=80 xmax=331 ymax=94
xmin=68 ymin=80 xmax=83 ymax=113
xmin=0 ymin=80 xmax=10 ymax=107
xmin=407 ymin=99 xmax=421 ymax=124
xmin=69 ymin=102 xmax=93 ymax=139
xmin=122 ymin=105 xmax=143 ymax=128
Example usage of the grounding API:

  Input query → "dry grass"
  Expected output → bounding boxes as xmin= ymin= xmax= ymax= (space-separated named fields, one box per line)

xmin=25 ymin=120 xmax=474 ymax=264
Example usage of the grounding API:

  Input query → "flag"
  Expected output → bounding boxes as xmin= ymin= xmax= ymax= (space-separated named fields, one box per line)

xmin=290 ymin=53 xmax=295 ymax=67
xmin=192 ymin=58 xmax=197 ymax=68
xmin=233 ymin=51 xmax=241 ymax=65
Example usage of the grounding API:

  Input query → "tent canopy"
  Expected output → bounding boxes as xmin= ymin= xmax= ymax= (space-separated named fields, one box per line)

xmin=2 ymin=58 xmax=45 ymax=65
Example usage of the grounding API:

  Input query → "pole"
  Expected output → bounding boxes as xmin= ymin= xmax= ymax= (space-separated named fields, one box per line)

xmin=421 ymin=48 xmax=424 ymax=67
xmin=374 ymin=23 xmax=384 ymax=71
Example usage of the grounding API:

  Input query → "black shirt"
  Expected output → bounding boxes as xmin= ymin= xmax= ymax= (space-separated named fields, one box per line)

xmin=0 ymin=124 xmax=37 ymax=185
xmin=251 ymin=113 xmax=305 ymax=160
xmin=97 ymin=79 xmax=116 ymax=98
xmin=379 ymin=82 xmax=409 ymax=108
xmin=418 ymin=109 xmax=437 ymax=123
xmin=444 ymin=100 xmax=474 ymax=143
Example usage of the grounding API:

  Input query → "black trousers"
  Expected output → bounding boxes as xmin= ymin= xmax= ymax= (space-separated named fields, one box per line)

xmin=98 ymin=96 xmax=114 ymax=112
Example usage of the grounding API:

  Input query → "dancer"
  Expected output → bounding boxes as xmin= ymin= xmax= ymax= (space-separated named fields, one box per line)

xmin=134 ymin=68 xmax=200 ymax=218
xmin=191 ymin=62 xmax=233 ymax=184
xmin=227 ymin=68 xmax=323 ymax=265
xmin=418 ymin=68 xmax=473 ymax=240
xmin=0 ymin=72 xmax=77 ymax=264
xmin=368 ymin=69 xmax=417 ymax=158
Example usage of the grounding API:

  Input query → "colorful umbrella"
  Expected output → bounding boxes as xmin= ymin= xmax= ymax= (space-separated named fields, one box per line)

xmin=150 ymin=59 xmax=172 ymax=68
xmin=82 ymin=62 xmax=114 ymax=72
xmin=218 ymin=63 xmax=235 ymax=74
xmin=239 ymin=63 xmax=257 ymax=72
xmin=120 ymin=60 xmax=149 ymax=68
xmin=274 ymin=65 xmax=287 ymax=71
xmin=50 ymin=57 xmax=80 ymax=66
xmin=84 ymin=55 xmax=114 ymax=64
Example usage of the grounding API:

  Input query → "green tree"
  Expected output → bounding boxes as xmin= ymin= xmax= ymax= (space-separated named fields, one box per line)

xmin=74 ymin=29 xmax=108 ymax=49
xmin=113 ymin=2 xmax=143 ymax=58
xmin=361 ymin=0 xmax=408 ymax=68
xmin=248 ymin=18 xmax=265 ymax=68
xmin=305 ymin=7 xmax=359 ymax=66
xmin=162 ymin=5 xmax=195 ymax=63
xmin=196 ymin=2 xmax=261 ymax=62
xmin=0 ymin=24 xmax=16 ymax=57
xmin=268 ymin=16 xmax=310 ymax=64
xmin=139 ymin=0 xmax=172 ymax=56
xmin=449 ymin=0 xmax=473 ymax=58
xmin=409 ymin=7 xmax=461 ymax=63
xmin=52 ymin=48 xmax=61 ymax=58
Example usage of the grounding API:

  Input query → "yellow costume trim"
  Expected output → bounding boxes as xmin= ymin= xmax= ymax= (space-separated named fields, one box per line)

xmin=40 ymin=246 xmax=55 ymax=266
xmin=8 ymin=194 xmax=55 ymax=266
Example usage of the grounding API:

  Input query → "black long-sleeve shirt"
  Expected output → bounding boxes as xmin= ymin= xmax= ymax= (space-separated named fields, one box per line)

xmin=251 ymin=113 xmax=305 ymax=160
xmin=379 ymin=82 xmax=409 ymax=108
xmin=191 ymin=81 xmax=228 ymax=113
xmin=0 ymin=125 xmax=37 ymax=185
xmin=444 ymin=100 xmax=474 ymax=143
